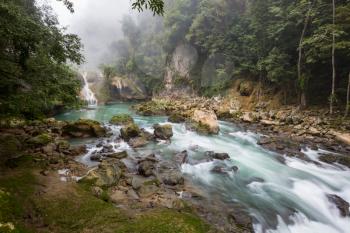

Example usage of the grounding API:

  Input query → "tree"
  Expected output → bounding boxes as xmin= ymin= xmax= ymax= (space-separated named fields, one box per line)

xmin=345 ymin=72 xmax=350 ymax=118
xmin=330 ymin=0 xmax=336 ymax=114
xmin=297 ymin=0 xmax=315 ymax=109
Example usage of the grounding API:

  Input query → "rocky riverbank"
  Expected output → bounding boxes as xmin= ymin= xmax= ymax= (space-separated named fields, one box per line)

xmin=133 ymin=97 xmax=350 ymax=167
xmin=0 ymin=117 xmax=253 ymax=233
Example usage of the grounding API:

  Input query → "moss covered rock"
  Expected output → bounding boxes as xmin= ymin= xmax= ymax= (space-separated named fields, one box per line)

xmin=168 ymin=113 xmax=186 ymax=123
xmin=120 ymin=123 xmax=141 ymax=141
xmin=109 ymin=114 xmax=134 ymax=125
xmin=0 ymin=134 xmax=22 ymax=162
xmin=27 ymin=133 xmax=53 ymax=146
xmin=153 ymin=124 xmax=173 ymax=140
xmin=63 ymin=119 xmax=106 ymax=138
xmin=82 ymin=160 xmax=122 ymax=187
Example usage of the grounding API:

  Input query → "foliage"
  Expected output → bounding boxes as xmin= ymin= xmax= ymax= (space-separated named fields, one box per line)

xmin=0 ymin=0 xmax=83 ymax=118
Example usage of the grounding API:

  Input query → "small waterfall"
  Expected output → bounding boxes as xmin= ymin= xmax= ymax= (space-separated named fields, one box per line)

xmin=81 ymin=72 xmax=97 ymax=107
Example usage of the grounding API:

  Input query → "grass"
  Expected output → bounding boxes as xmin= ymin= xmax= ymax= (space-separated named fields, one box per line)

xmin=0 ymin=155 xmax=213 ymax=233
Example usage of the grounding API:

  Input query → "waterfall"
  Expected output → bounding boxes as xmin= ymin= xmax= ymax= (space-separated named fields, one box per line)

xmin=81 ymin=72 xmax=97 ymax=107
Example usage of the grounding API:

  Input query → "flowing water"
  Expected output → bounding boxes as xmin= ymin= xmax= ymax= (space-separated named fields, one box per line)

xmin=56 ymin=103 xmax=350 ymax=233
xmin=81 ymin=72 xmax=98 ymax=107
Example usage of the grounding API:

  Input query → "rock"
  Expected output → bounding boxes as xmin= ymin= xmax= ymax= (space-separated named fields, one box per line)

xmin=63 ymin=119 xmax=106 ymax=138
xmin=109 ymin=114 xmax=134 ymax=125
xmin=308 ymin=127 xmax=321 ymax=136
xmin=160 ymin=170 xmax=184 ymax=186
xmin=109 ymin=76 xmax=147 ymax=100
xmin=138 ymin=184 xmax=159 ymax=198
xmin=127 ymin=189 xmax=139 ymax=200
xmin=27 ymin=133 xmax=53 ymax=146
xmin=83 ymin=160 xmax=122 ymax=187
xmin=257 ymin=137 xmax=272 ymax=145
xmin=101 ymin=144 xmax=114 ymax=153
xmin=332 ymin=132 xmax=350 ymax=145
xmin=106 ymin=151 xmax=128 ymax=159
xmin=90 ymin=154 xmax=102 ymax=161
xmin=175 ymin=150 xmax=189 ymax=164
xmin=153 ymin=124 xmax=173 ymax=140
xmin=241 ymin=112 xmax=255 ymax=123
xmin=131 ymin=176 xmax=144 ymax=190
xmin=69 ymin=145 xmax=87 ymax=156
xmin=327 ymin=194 xmax=350 ymax=217
xmin=191 ymin=110 xmax=219 ymax=134
xmin=168 ymin=113 xmax=186 ymax=123
xmin=138 ymin=160 xmax=155 ymax=177
xmin=110 ymin=190 xmax=127 ymax=203
xmin=42 ymin=143 xmax=56 ymax=155
xmin=120 ymin=123 xmax=141 ymax=141
xmin=227 ymin=207 xmax=253 ymax=230
xmin=205 ymin=151 xmax=230 ymax=160
xmin=129 ymin=136 xmax=149 ymax=148
xmin=260 ymin=120 xmax=280 ymax=126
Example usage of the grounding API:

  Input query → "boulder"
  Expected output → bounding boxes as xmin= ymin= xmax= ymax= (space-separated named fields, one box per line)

xmin=160 ymin=170 xmax=184 ymax=186
xmin=27 ymin=133 xmax=53 ymax=146
xmin=191 ymin=110 xmax=219 ymax=134
xmin=106 ymin=151 xmax=128 ymax=159
xmin=327 ymin=194 xmax=350 ymax=217
xmin=332 ymin=132 xmax=350 ymax=146
xmin=120 ymin=123 xmax=141 ymax=141
xmin=129 ymin=136 xmax=149 ymax=148
xmin=168 ymin=113 xmax=186 ymax=123
xmin=138 ymin=160 xmax=155 ymax=177
xmin=83 ymin=160 xmax=122 ymax=187
xmin=153 ymin=124 xmax=173 ymax=140
xmin=109 ymin=114 xmax=134 ymax=125
xmin=63 ymin=119 xmax=106 ymax=138
xmin=205 ymin=151 xmax=230 ymax=160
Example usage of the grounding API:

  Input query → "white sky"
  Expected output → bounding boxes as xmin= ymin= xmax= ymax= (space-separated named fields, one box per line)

xmin=40 ymin=0 xmax=134 ymax=70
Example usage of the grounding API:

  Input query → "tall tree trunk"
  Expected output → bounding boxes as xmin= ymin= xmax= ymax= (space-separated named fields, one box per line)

xmin=330 ymin=0 xmax=336 ymax=114
xmin=345 ymin=72 xmax=350 ymax=118
xmin=297 ymin=0 xmax=315 ymax=109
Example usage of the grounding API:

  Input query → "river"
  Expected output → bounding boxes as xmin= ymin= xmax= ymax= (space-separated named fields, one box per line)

xmin=55 ymin=103 xmax=350 ymax=233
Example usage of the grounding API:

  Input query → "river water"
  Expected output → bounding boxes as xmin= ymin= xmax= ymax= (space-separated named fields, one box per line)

xmin=55 ymin=103 xmax=350 ymax=233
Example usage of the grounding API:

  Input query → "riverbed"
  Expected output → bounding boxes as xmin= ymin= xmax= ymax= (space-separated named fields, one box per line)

xmin=55 ymin=103 xmax=350 ymax=233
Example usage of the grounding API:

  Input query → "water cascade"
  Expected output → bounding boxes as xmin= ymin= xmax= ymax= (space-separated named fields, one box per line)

xmin=81 ymin=72 xmax=97 ymax=107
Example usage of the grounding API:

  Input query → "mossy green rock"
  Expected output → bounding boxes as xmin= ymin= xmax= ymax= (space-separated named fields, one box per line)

xmin=120 ymin=123 xmax=141 ymax=141
xmin=109 ymin=114 xmax=134 ymax=125
xmin=63 ymin=119 xmax=106 ymax=138
xmin=27 ymin=133 xmax=52 ymax=146
xmin=82 ymin=160 xmax=122 ymax=187
xmin=153 ymin=124 xmax=173 ymax=140
xmin=168 ymin=113 xmax=186 ymax=123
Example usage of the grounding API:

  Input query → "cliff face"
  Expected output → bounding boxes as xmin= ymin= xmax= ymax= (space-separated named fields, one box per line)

xmin=109 ymin=76 xmax=147 ymax=101
xmin=161 ymin=43 xmax=198 ymax=97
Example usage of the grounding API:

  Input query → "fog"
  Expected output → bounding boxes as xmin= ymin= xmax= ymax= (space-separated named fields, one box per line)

xmin=43 ymin=0 xmax=136 ymax=70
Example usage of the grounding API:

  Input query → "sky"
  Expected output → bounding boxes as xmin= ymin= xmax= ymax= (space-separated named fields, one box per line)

xmin=41 ymin=0 xmax=134 ymax=70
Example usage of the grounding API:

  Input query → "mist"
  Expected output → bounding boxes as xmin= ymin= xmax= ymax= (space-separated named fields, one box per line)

xmin=44 ymin=0 xmax=136 ymax=70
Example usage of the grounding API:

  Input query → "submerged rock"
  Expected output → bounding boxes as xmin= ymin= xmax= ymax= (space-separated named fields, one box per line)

xmin=327 ymin=194 xmax=350 ymax=217
xmin=205 ymin=151 xmax=230 ymax=160
xmin=129 ymin=136 xmax=149 ymax=148
xmin=153 ymin=124 xmax=173 ymax=140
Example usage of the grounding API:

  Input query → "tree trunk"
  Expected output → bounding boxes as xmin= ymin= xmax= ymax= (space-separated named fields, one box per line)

xmin=345 ymin=72 xmax=350 ymax=118
xmin=330 ymin=0 xmax=336 ymax=114
xmin=297 ymin=0 xmax=315 ymax=109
